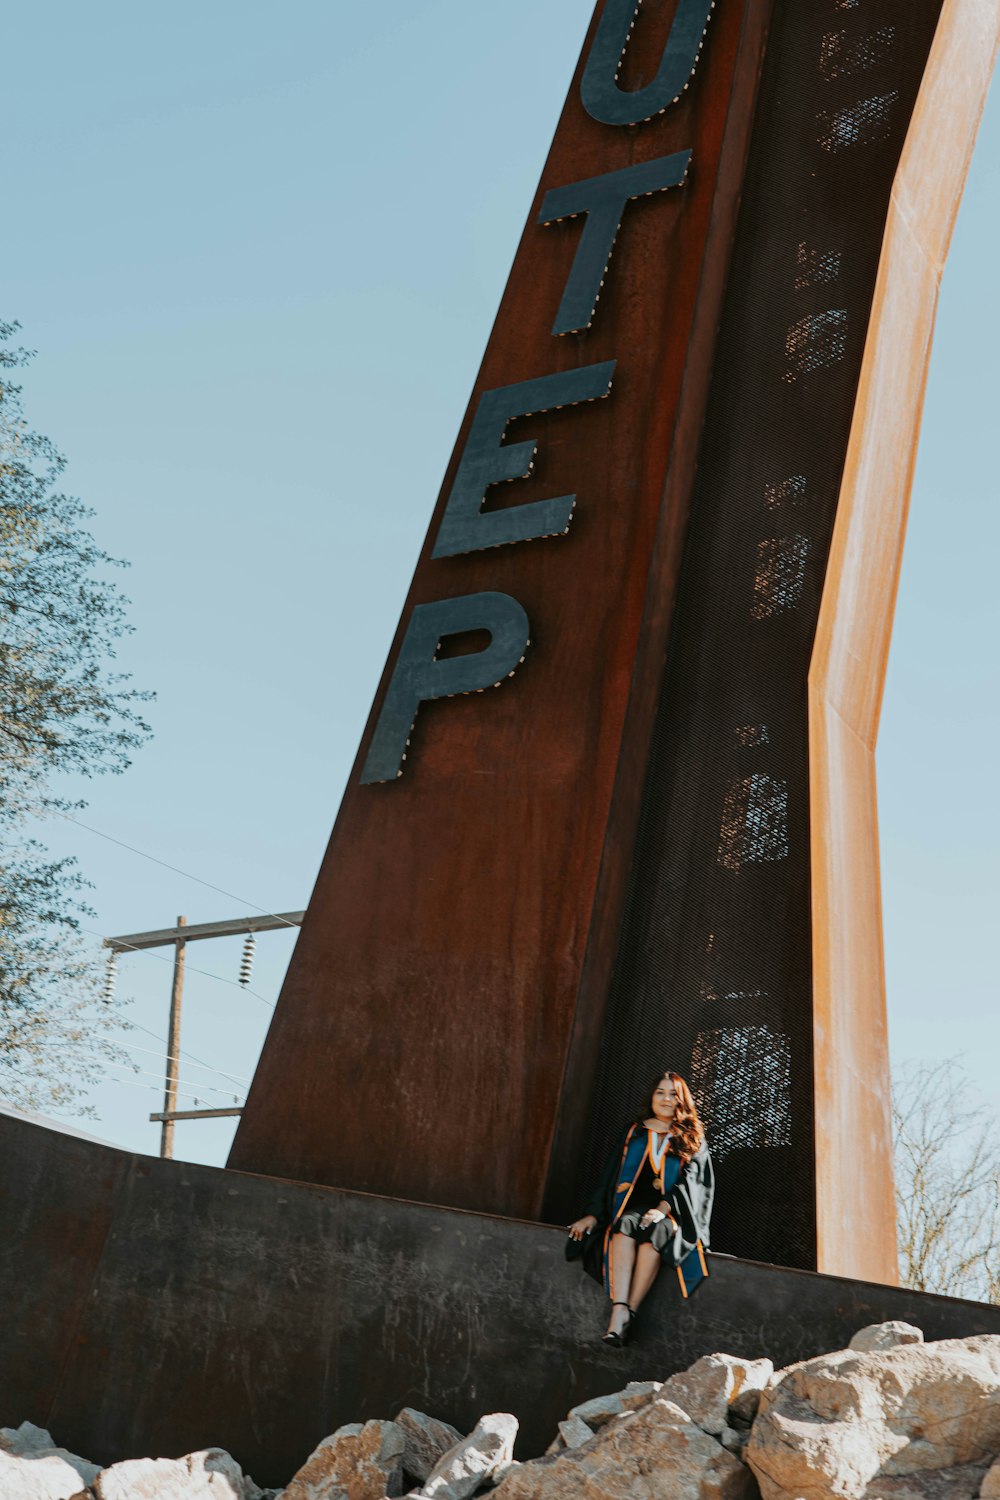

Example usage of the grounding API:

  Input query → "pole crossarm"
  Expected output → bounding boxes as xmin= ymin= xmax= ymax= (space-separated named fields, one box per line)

xmin=150 ymin=1108 xmax=244 ymax=1123
xmin=105 ymin=911 xmax=304 ymax=952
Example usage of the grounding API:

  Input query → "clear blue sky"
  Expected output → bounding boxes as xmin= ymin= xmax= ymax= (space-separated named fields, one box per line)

xmin=3 ymin=1 xmax=997 ymax=1165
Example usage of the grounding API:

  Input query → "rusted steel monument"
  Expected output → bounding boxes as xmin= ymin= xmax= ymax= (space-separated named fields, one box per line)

xmin=230 ymin=0 xmax=999 ymax=1286
xmin=4 ymin=0 xmax=1000 ymax=1482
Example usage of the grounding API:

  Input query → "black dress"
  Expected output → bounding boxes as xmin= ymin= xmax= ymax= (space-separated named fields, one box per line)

xmin=608 ymin=1144 xmax=679 ymax=1251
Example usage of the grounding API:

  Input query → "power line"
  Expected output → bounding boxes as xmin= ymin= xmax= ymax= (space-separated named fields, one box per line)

xmin=17 ymin=1045 xmax=244 ymax=1104
xmin=14 ymin=1017 xmax=253 ymax=1102
xmin=51 ymin=809 xmax=300 ymax=930
xmin=89 ymin=1072 xmax=229 ymax=1107
xmin=20 ymin=1031 xmax=251 ymax=1087
xmin=116 ymin=1038 xmax=252 ymax=1086
xmin=124 ymin=1018 xmax=248 ymax=1093
xmin=100 ymin=1059 xmax=243 ymax=1102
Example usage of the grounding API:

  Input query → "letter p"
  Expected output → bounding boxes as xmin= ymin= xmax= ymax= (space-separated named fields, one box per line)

xmin=360 ymin=592 xmax=531 ymax=784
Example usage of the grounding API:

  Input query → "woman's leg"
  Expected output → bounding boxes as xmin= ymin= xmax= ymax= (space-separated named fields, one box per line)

xmin=627 ymin=1242 xmax=662 ymax=1311
xmin=607 ymin=1234 xmax=636 ymax=1334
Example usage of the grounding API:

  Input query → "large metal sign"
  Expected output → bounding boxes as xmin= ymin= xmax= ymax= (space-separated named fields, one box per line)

xmin=231 ymin=0 xmax=983 ymax=1283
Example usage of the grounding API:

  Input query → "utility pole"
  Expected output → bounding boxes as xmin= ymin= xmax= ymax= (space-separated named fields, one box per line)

xmin=103 ymin=909 xmax=304 ymax=1157
xmin=161 ymin=916 xmax=187 ymax=1160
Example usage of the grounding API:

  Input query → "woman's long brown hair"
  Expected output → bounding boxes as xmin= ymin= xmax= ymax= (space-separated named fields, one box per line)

xmin=641 ymin=1071 xmax=705 ymax=1162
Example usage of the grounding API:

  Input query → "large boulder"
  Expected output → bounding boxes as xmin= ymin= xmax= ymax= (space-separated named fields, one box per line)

xmin=418 ymin=1414 xmax=518 ymax=1500
xmin=95 ymin=1448 xmax=256 ymax=1499
xmin=746 ymin=1333 xmax=1000 ymax=1499
xmin=660 ymin=1355 xmax=775 ymax=1437
xmin=395 ymin=1410 xmax=463 ymax=1485
xmin=495 ymin=1397 xmax=756 ymax=1500
xmin=0 ymin=1422 xmax=99 ymax=1500
xmin=282 ymin=1420 xmax=405 ymax=1500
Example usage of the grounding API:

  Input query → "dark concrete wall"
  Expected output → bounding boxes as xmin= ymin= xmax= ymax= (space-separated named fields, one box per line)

xmin=2 ymin=1108 xmax=999 ymax=1490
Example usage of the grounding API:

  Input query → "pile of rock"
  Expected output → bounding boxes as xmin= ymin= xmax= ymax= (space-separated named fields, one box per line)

xmin=4 ymin=1323 xmax=1000 ymax=1500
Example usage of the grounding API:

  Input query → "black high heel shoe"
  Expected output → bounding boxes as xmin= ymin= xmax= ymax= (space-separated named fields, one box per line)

xmin=602 ymin=1302 xmax=635 ymax=1345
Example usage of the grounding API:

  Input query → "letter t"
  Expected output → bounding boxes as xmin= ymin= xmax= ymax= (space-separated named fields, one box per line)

xmin=539 ymin=152 xmax=692 ymax=336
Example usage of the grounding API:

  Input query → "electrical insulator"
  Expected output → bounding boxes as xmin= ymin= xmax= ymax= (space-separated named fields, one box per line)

xmin=238 ymin=932 xmax=256 ymax=988
xmin=102 ymin=949 xmax=117 ymax=1004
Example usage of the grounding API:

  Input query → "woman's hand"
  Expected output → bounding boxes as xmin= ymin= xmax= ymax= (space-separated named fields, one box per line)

xmin=639 ymin=1205 xmax=676 ymax=1230
xmin=568 ymin=1214 xmax=597 ymax=1241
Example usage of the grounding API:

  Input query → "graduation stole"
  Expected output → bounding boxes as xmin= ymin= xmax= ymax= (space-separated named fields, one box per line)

xmin=601 ymin=1123 xmax=645 ymax=1291
xmin=649 ymin=1128 xmax=673 ymax=1191
xmin=601 ymin=1124 xmax=709 ymax=1299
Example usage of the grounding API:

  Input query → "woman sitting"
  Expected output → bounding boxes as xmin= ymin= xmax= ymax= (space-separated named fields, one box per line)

xmin=567 ymin=1070 xmax=713 ymax=1344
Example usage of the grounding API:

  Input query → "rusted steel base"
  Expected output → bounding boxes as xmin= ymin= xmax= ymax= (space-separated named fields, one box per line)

xmin=3 ymin=1109 xmax=999 ymax=1490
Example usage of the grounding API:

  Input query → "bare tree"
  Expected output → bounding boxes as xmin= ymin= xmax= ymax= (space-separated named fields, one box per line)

xmin=1 ymin=321 xmax=150 ymax=1114
xmin=893 ymin=1058 xmax=1000 ymax=1303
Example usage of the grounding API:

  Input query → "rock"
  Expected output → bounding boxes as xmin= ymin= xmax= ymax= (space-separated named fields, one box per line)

xmin=242 ymin=1481 xmax=277 ymax=1500
xmin=661 ymin=1354 xmax=774 ymax=1437
xmin=727 ymin=1362 xmax=774 ymax=1426
xmin=982 ymin=1455 xmax=1000 ymax=1498
xmin=0 ymin=1421 xmax=99 ymax=1500
xmin=858 ymin=1461 xmax=995 ymax=1497
xmin=395 ymin=1411 xmax=464 ymax=1485
xmin=95 ymin=1448 xmax=252 ymax=1499
xmin=282 ymin=1420 xmax=405 ymax=1500
xmin=567 ymin=1381 xmax=662 ymax=1432
xmin=478 ymin=1461 xmax=522 ymax=1494
xmin=419 ymin=1414 xmax=518 ymax=1500
xmin=848 ymin=1321 xmax=924 ymax=1353
xmin=494 ymin=1398 xmax=755 ymax=1500
xmin=556 ymin=1417 xmax=592 ymax=1450
xmin=564 ymin=1393 xmax=622 ymax=1429
xmin=746 ymin=1333 xmax=1000 ymax=1500
xmin=720 ymin=1425 xmax=747 ymax=1456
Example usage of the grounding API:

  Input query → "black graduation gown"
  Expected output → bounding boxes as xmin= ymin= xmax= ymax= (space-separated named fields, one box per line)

xmin=579 ymin=1123 xmax=714 ymax=1292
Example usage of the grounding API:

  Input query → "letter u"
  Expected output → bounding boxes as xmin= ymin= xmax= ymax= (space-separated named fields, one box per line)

xmin=581 ymin=0 xmax=717 ymax=127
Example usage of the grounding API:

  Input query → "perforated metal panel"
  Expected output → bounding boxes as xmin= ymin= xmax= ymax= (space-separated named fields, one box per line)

xmin=582 ymin=0 xmax=944 ymax=1269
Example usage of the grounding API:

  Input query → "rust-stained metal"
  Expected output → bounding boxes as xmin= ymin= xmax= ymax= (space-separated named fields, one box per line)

xmin=229 ymin=0 xmax=777 ymax=1218
xmin=229 ymin=0 xmax=997 ymax=1287
xmin=550 ymin=0 xmax=959 ymax=1276
xmin=809 ymin=0 xmax=1000 ymax=1284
